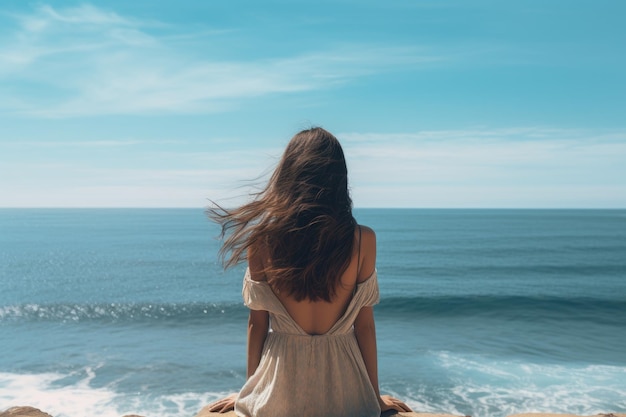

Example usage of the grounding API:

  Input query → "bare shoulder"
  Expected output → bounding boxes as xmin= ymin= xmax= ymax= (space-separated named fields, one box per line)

xmin=356 ymin=224 xmax=377 ymax=282
xmin=358 ymin=224 xmax=376 ymax=240
xmin=357 ymin=224 xmax=377 ymax=251
xmin=246 ymin=243 xmax=268 ymax=282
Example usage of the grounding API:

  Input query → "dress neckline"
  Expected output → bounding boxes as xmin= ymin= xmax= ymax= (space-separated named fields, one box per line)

xmin=244 ymin=267 xmax=377 ymax=336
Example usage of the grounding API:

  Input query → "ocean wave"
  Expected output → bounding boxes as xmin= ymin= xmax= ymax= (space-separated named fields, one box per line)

xmin=2 ymin=358 xmax=625 ymax=417
xmin=0 ymin=369 xmax=229 ymax=417
xmin=417 ymin=351 xmax=626 ymax=416
xmin=0 ymin=302 xmax=248 ymax=324
xmin=1 ymin=295 xmax=624 ymax=325
xmin=376 ymin=295 xmax=626 ymax=324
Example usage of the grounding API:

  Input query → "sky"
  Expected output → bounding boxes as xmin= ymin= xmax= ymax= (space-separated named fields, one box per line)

xmin=0 ymin=0 xmax=625 ymax=208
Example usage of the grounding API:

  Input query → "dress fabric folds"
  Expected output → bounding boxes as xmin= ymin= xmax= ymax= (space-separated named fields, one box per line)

xmin=234 ymin=267 xmax=382 ymax=417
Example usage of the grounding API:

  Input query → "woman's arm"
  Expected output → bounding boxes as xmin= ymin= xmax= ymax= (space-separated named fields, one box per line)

xmin=207 ymin=312 xmax=269 ymax=413
xmin=353 ymin=302 xmax=412 ymax=413
xmin=354 ymin=306 xmax=380 ymax=396
xmin=354 ymin=226 xmax=412 ymax=413
xmin=207 ymin=246 xmax=270 ymax=414
xmin=247 ymin=308 xmax=269 ymax=378
xmin=354 ymin=226 xmax=382 ymax=398
xmin=246 ymin=244 xmax=269 ymax=378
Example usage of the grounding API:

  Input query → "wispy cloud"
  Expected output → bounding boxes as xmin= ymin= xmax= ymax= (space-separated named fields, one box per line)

xmin=341 ymin=127 xmax=626 ymax=207
xmin=1 ymin=4 xmax=143 ymax=68
xmin=0 ymin=139 xmax=150 ymax=148
xmin=0 ymin=143 xmax=277 ymax=207
xmin=27 ymin=4 xmax=133 ymax=26
xmin=0 ymin=4 xmax=439 ymax=118
xmin=2 ymin=127 xmax=624 ymax=208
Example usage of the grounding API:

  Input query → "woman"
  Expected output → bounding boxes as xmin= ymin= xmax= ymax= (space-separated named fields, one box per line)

xmin=207 ymin=127 xmax=411 ymax=416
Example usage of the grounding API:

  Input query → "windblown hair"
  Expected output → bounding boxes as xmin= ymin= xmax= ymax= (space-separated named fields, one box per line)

xmin=208 ymin=127 xmax=356 ymax=302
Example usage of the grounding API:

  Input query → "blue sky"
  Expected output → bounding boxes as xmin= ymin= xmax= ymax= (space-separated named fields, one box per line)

xmin=1 ymin=0 xmax=624 ymax=208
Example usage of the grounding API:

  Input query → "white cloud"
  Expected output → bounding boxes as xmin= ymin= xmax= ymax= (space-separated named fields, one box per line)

xmin=1 ymin=4 xmax=142 ymax=68
xmin=0 ymin=4 xmax=438 ymax=118
xmin=2 ymin=127 xmax=624 ymax=208
xmin=0 ymin=145 xmax=275 ymax=207
xmin=0 ymin=139 xmax=148 ymax=148
xmin=13 ymin=4 xmax=129 ymax=37
xmin=341 ymin=128 xmax=626 ymax=208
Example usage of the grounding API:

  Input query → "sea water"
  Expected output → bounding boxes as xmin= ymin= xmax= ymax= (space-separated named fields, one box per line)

xmin=1 ymin=209 xmax=625 ymax=417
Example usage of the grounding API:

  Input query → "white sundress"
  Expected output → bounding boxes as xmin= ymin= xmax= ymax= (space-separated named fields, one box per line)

xmin=234 ymin=267 xmax=382 ymax=417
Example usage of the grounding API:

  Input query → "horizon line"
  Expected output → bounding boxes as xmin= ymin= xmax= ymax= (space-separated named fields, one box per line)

xmin=1 ymin=206 xmax=624 ymax=210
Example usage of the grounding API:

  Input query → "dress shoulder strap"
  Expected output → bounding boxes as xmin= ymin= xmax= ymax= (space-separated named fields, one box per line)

xmin=356 ymin=225 xmax=362 ymax=277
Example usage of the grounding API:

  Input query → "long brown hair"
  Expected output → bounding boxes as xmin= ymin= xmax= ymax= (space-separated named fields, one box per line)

xmin=208 ymin=127 xmax=356 ymax=302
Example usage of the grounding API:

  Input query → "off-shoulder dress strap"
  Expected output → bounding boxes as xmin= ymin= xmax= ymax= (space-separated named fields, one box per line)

xmin=357 ymin=225 xmax=362 ymax=277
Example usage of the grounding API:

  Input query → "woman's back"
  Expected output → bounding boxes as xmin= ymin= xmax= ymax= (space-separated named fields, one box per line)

xmin=236 ymin=224 xmax=382 ymax=417
xmin=249 ymin=226 xmax=377 ymax=336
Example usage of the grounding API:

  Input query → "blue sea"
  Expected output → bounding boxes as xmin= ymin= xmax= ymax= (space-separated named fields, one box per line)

xmin=1 ymin=209 xmax=625 ymax=417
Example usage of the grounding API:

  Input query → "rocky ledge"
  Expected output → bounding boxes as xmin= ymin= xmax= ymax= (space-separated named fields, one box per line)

xmin=1 ymin=406 xmax=625 ymax=417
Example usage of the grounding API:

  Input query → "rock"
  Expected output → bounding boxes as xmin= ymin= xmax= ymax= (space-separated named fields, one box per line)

xmin=0 ymin=407 xmax=53 ymax=417
xmin=195 ymin=409 xmax=465 ymax=417
xmin=0 ymin=408 xmax=148 ymax=417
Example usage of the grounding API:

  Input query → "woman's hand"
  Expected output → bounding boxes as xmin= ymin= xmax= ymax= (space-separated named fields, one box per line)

xmin=206 ymin=393 xmax=237 ymax=413
xmin=379 ymin=394 xmax=412 ymax=413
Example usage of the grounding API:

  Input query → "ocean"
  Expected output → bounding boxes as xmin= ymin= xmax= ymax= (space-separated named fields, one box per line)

xmin=1 ymin=208 xmax=625 ymax=417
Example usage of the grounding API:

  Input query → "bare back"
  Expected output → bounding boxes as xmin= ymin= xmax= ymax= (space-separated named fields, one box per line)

xmin=248 ymin=225 xmax=377 ymax=335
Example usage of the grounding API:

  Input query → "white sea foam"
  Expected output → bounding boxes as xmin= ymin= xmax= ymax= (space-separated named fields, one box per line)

xmin=2 ymin=355 xmax=626 ymax=417
xmin=419 ymin=351 xmax=626 ymax=417
xmin=0 ymin=369 xmax=121 ymax=417
xmin=0 ymin=370 xmax=229 ymax=417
